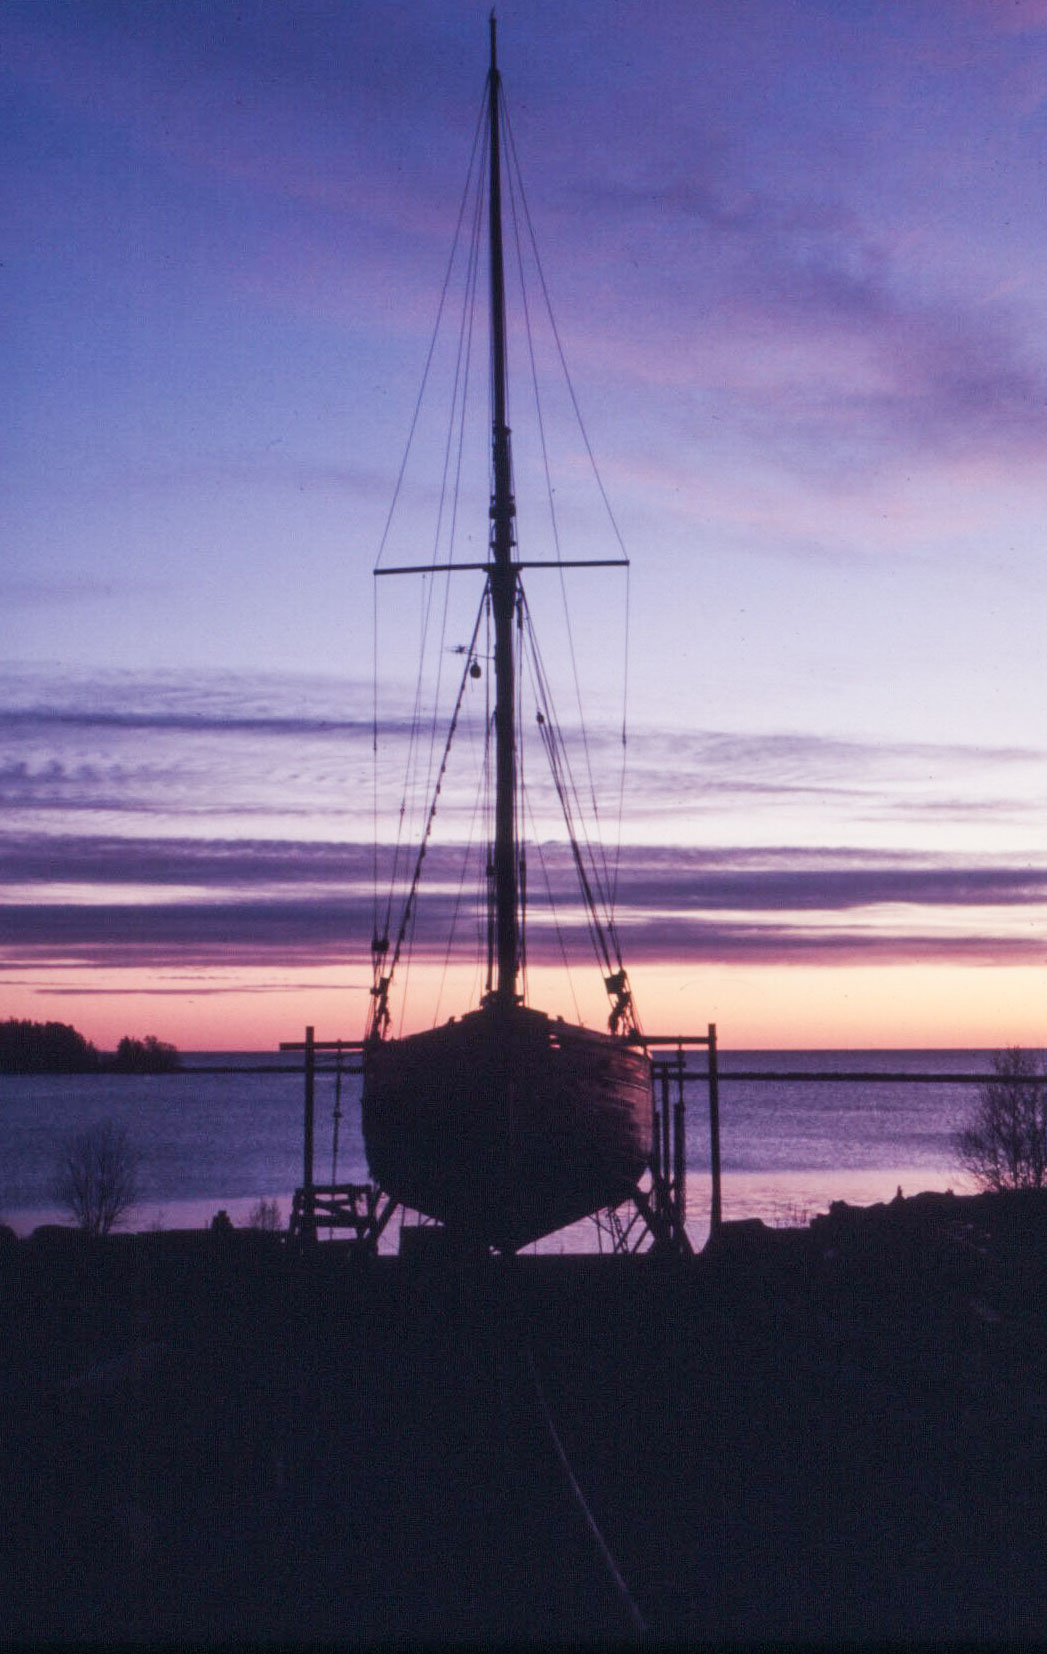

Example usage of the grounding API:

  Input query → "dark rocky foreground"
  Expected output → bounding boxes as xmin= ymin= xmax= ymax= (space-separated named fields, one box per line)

xmin=3 ymin=1189 xmax=1047 ymax=1646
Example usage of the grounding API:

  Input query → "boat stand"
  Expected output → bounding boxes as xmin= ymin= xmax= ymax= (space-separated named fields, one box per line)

xmin=288 ymin=1181 xmax=399 ymax=1248
xmin=281 ymin=1022 xmax=722 ymax=1256
xmin=592 ymin=1026 xmax=721 ymax=1256
xmin=281 ymin=1029 xmax=392 ymax=1249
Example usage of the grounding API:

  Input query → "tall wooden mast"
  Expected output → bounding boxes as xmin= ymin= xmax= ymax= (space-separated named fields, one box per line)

xmin=487 ymin=12 xmax=519 ymax=1005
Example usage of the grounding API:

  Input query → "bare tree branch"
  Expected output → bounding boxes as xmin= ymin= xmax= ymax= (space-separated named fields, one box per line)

xmin=53 ymin=1121 xmax=140 ymax=1235
xmin=956 ymin=1047 xmax=1047 ymax=1192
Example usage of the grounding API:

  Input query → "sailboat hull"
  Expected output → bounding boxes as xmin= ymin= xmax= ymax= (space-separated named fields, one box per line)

xmin=362 ymin=1004 xmax=652 ymax=1251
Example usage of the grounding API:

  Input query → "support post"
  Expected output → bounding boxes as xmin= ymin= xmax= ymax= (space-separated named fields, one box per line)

xmin=660 ymin=1065 xmax=671 ymax=1203
xmin=708 ymin=1021 xmax=722 ymax=1239
xmin=302 ymin=1025 xmax=317 ymax=1245
xmin=673 ymin=1047 xmax=687 ymax=1231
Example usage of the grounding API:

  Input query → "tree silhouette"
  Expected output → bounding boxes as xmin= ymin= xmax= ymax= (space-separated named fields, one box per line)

xmin=0 ymin=1019 xmax=99 ymax=1073
xmin=53 ymin=1121 xmax=141 ymax=1235
xmin=957 ymin=1047 xmax=1047 ymax=1191
xmin=247 ymin=1197 xmax=283 ymax=1232
xmin=111 ymin=1035 xmax=180 ymax=1073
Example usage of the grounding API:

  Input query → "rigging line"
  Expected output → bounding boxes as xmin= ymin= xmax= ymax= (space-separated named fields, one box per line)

xmin=380 ymin=636 xmax=423 ymax=951
xmin=531 ymin=614 xmax=629 ymax=976
xmin=483 ymin=591 xmax=496 ymax=997
xmin=503 ymin=101 xmax=629 ymax=562
xmin=536 ymin=709 xmax=615 ymax=981
xmin=395 ymin=858 xmax=421 ymax=1040
xmin=528 ymin=639 xmax=631 ymax=995
xmin=610 ymin=561 xmax=631 ymax=923
xmin=377 ymin=94 xmax=488 ymax=948
xmin=380 ymin=144 xmax=484 ymax=949
xmin=521 ymin=596 xmax=622 ymax=955
xmin=503 ymin=129 xmax=617 ymax=915
xmin=488 ymin=92 xmax=516 ymax=513
xmin=380 ymin=555 xmax=444 ymax=949
xmin=373 ymin=87 xmax=487 ymax=573
xmin=371 ymin=574 xmax=380 ymax=952
xmin=516 ymin=584 xmax=528 ymax=1000
xmin=431 ymin=689 xmax=489 ymax=1027
xmin=469 ymin=667 xmax=493 ymax=1010
xmin=523 ymin=612 xmax=606 ymax=937
xmin=522 ymin=787 xmax=583 ymax=1026
xmin=385 ymin=593 xmax=488 ymax=1003
xmin=399 ymin=484 xmax=456 ymax=921
xmin=519 ymin=595 xmax=594 ymax=894
xmin=421 ymin=125 xmax=488 ymax=824
xmin=523 ymin=622 xmax=616 ymax=983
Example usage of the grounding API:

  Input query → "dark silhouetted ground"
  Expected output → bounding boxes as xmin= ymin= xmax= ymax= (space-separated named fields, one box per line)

xmin=2 ymin=1188 xmax=1046 ymax=1644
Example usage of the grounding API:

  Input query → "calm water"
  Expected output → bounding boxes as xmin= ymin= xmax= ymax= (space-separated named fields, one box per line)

xmin=0 ymin=1049 xmax=1014 ymax=1249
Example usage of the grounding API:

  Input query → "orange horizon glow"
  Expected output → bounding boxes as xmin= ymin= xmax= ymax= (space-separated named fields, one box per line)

xmin=5 ymin=958 xmax=1043 ymax=1054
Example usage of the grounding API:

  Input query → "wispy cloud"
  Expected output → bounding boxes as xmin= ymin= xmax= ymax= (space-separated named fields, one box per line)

xmin=1 ymin=709 xmax=373 ymax=738
xmin=0 ymin=576 xmax=120 ymax=609
xmin=963 ymin=0 xmax=1047 ymax=38
xmin=29 ymin=982 xmax=368 ymax=998
xmin=615 ymin=919 xmax=1044 ymax=968
xmin=2 ymin=835 xmax=1043 ymax=972
xmin=617 ymin=849 xmax=1047 ymax=913
xmin=4 ymin=832 xmax=1044 ymax=901
xmin=0 ymin=834 xmax=373 ymax=887
xmin=3 ymin=898 xmax=1041 ymax=973
xmin=567 ymin=167 xmax=1047 ymax=478
xmin=1 ymin=662 xmax=1042 ymax=854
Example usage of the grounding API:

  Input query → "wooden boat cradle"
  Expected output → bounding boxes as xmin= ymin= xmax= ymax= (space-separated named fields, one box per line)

xmin=283 ymin=1026 xmax=722 ymax=1254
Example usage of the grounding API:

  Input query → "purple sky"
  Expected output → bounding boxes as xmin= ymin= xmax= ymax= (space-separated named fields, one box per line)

xmin=3 ymin=1 xmax=1045 ymax=1047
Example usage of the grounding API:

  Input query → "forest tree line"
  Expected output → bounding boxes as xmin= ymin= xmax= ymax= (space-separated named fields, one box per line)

xmin=0 ymin=1019 xmax=180 ymax=1075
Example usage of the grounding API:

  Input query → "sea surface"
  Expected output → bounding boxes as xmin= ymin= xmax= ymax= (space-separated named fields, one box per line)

xmin=0 ymin=1049 xmax=1019 ymax=1249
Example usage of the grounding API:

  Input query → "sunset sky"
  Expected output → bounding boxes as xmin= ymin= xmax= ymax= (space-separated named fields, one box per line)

xmin=3 ymin=0 xmax=1045 ymax=1050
